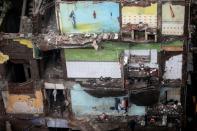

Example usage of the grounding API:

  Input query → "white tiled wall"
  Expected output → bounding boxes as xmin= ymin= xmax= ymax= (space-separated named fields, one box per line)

xmin=122 ymin=15 xmax=157 ymax=28
xmin=162 ymin=22 xmax=184 ymax=35
xmin=162 ymin=3 xmax=185 ymax=36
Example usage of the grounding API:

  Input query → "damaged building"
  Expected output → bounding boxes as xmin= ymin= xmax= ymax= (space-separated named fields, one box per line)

xmin=0 ymin=0 xmax=193 ymax=130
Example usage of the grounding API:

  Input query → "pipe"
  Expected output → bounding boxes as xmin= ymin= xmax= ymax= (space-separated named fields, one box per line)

xmin=19 ymin=0 xmax=27 ymax=32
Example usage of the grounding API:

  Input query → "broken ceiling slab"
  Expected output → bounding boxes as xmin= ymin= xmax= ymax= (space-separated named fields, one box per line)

xmin=36 ymin=32 xmax=119 ymax=50
xmin=0 ymin=33 xmax=32 ymax=40
xmin=84 ymin=88 xmax=126 ymax=98
xmin=79 ymin=78 xmax=125 ymax=97
xmin=121 ymin=0 xmax=157 ymax=6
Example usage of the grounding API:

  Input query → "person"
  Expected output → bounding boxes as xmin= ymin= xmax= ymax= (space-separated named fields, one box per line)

xmin=69 ymin=10 xmax=76 ymax=28
xmin=52 ymin=89 xmax=57 ymax=102
xmin=118 ymin=103 xmax=122 ymax=113
xmin=116 ymin=98 xmax=129 ymax=113
xmin=115 ymin=98 xmax=120 ymax=112
xmin=93 ymin=10 xmax=96 ymax=19
xmin=121 ymin=97 xmax=128 ymax=113
xmin=99 ymin=113 xmax=108 ymax=121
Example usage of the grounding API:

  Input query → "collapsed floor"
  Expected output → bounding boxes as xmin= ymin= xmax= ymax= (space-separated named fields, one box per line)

xmin=0 ymin=0 xmax=192 ymax=130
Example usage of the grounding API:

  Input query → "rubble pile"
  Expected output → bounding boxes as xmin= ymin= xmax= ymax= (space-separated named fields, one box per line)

xmin=147 ymin=103 xmax=183 ymax=117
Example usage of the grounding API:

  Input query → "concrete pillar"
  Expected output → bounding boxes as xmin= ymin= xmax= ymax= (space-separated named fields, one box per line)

xmin=131 ymin=30 xmax=134 ymax=40
xmin=157 ymin=0 xmax=162 ymax=41
xmin=23 ymin=64 xmax=30 ymax=80
xmin=30 ymin=59 xmax=39 ymax=80
xmin=155 ymin=34 xmax=157 ymax=42
xmin=145 ymin=31 xmax=148 ymax=41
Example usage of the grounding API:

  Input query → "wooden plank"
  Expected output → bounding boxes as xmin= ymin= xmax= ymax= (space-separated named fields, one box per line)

xmin=161 ymin=46 xmax=183 ymax=51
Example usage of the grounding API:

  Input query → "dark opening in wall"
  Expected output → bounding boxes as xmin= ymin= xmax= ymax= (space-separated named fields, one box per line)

xmin=46 ymin=89 xmax=66 ymax=113
xmin=0 ymin=0 xmax=23 ymax=33
xmin=41 ymin=49 xmax=63 ymax=79
xmin=134 ymin=30 xmax=145 ymax=41
xmin=148 ymin=34 xmax=155 ymax=41
xmin=48 ymin=128 xmax=70 ymax=131
xmin=6 ymin=60 xmax=31 ymax=83
xmin=41 ymin=49 xmax=60 ymax=68
xmin=122 ymin=32 xmax=131 ymax=40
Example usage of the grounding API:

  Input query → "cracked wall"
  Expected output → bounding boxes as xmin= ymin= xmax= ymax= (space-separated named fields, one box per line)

xmin=2 ymin=90 xmax=44 ymax=114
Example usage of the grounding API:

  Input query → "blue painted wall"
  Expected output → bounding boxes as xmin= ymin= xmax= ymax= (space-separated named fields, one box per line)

xmin=71 ymin=84 xmax=145 ymax=116
xmin=58 ymin=1 xmax=120 ymax=33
